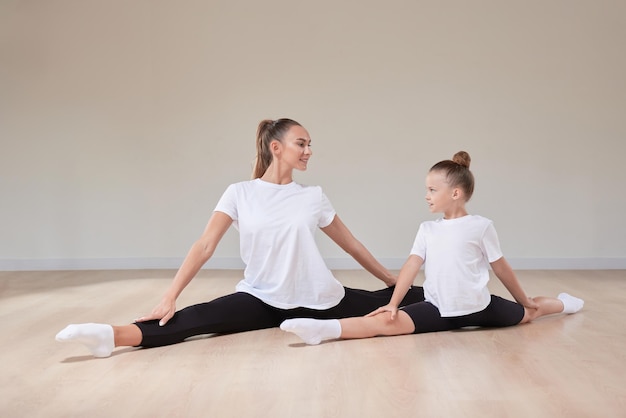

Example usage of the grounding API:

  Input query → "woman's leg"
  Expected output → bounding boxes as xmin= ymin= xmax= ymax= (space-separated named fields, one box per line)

xmin=133 ymin=292 xmax=283 ymax=347
xmin=302 ymin=286 xmax=425 ymax=320
xmin=113 ymin=324 xmax=142 ymax=346
xmin=56 ymin=292 xmax=282 ymax=357
xmin=55 ymin=323 xmax=119 ymax=358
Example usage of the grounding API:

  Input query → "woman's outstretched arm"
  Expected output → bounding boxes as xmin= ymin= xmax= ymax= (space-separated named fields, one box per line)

xmin=321 ymin=215 xmax=396 ymax=286
xmin=135 ymin=211 xmax=233 ymax=325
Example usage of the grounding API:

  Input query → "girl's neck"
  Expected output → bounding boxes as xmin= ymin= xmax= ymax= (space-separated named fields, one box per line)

xmin=442 ymin=206 xmax=468 ymax=220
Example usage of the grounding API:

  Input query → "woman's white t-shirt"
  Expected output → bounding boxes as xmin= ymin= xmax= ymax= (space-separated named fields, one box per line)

xmin=214 ymin=179 xmax=345 ymax=309
xmin=410 ymin=215 xmax=503 ymax=317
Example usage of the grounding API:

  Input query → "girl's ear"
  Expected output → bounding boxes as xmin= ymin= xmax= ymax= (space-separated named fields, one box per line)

xmin=452 ymin=188 xmax=461 ymax=200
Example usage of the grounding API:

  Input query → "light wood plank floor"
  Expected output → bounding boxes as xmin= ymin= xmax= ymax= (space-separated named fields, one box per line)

xmin=1 ymin=269 xmax=624 ymax=418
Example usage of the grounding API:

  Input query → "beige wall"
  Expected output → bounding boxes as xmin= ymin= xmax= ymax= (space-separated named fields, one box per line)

xmin=1 ymin=1 xmax=625 ymax=270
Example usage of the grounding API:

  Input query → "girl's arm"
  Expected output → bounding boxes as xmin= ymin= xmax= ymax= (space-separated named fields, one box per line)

xmin=367 ymin=254 xmax=424 ymax=319
xmin=136 ymin=211 xmax=233 ymax=325
xmin=321 ymin=215 xmax=396 ymax=286
xmin=490 ymin=257 xmax=539 ymax=309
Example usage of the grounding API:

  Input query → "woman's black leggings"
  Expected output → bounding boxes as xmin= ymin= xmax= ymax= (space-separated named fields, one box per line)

xmin=135 ymin=286 xmax=425 ymax=347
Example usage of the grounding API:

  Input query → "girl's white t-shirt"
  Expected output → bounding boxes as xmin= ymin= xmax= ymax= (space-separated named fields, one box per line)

xmin=410 ymin=215 xmax=503 ymax=317
xmin=214 ymin=179 xmax=345 ymax=309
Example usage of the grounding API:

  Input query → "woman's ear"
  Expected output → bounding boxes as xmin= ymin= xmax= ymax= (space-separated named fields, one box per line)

xmin=270 ymin=139 xmax=281 ymax=155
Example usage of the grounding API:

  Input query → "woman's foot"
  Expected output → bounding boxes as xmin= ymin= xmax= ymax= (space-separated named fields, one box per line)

xmin=55 ymin=323 xmax=115 ymax=358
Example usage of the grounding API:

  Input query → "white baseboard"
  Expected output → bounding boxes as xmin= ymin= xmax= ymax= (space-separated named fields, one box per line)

xmin=505 ymin=257 xmax=626 ymax=270
xmin=1 ymin=257 xmax=625 ymax=271
xmin=0 ymin=257 xmax=244 ymax=271
xmin=326 ymin=257 xmax=626 ymax=270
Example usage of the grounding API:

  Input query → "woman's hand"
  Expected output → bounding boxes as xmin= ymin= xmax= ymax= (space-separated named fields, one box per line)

xmin=365 ymin=304 xmax=399 ymax=320
xmin=135 ymin=296 xmax=177 ymax=326
xmin=382 ymin=274 xmax=398 ymax=287
xmin=133 ymin=211 xmax=233 ymax=327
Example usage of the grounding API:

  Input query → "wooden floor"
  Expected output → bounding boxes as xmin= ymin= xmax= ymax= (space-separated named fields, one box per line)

xmin=0 ymin=269 xmax=624 ymax=418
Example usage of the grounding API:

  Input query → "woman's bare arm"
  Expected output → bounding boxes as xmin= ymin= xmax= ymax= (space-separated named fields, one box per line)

xmin=136 ymin=211 xmax=233 ymax=325
xmin=321 ymin=215 xmax=396 ymax=286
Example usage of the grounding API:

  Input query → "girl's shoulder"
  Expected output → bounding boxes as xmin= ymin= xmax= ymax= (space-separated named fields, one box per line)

xmin=422 ymin=214 xmax=493 ymax=228
xmin=469 ymin=214 xmax=493 ymax=224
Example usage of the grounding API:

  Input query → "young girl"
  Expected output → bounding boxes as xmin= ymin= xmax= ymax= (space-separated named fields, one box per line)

xmin=55 ymin=119 xmax=425 ymax=357
xmin=280 ymin=151 xmax=584 ymax=345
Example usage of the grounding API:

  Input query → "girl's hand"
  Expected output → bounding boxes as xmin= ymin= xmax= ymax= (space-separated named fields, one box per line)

xmin=521 ymin=297 xmax=540 ymax=310
xmin=135 ymin=296 xmax=177 ymax=326
xmin=365 ymin=304 xmax=399 ymax=320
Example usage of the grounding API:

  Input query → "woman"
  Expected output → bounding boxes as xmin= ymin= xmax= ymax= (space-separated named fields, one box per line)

xmin=56 ymin=118 xmax=425 ymax=357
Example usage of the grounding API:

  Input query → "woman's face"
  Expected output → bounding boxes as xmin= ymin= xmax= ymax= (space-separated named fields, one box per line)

xmin=275 ymin=125 xmax=313 ymax=171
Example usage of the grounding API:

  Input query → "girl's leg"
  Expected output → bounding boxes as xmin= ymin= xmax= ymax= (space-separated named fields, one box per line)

xmin=281 ymin=299 xmax=441 ymax=346
xmin=340 ymin=310 xmax=416 ymax=339
xmin=280 ymin=311 xmax=415 ymax=345
xmin=520 ymin=293 xmax=584 ymax=323
xmin=456 ymin=294 xmax=584 ymax=328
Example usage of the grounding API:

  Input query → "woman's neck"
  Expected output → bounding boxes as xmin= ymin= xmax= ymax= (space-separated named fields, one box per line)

xmin=260 ymin=164 xmax=293 ymax=185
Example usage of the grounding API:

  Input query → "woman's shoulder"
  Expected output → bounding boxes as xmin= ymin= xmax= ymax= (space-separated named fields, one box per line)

xmin=220 ymin=179 xmax=253 ymax=192
xmin=234 ymin=179 xmax=255 ymax=186
xmin=295 ymin=182 xmax=323 ymax=191
xmin=230 ymin=179 xmax=322 ymax=193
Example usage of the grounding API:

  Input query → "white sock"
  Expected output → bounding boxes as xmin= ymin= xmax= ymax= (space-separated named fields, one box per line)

xmin=280 ymin=318 xmax=342 ymax=345
xmin=55 ymin=323 xmax=115 ymax=358
xmin=558 ymin=293 xmax=584 ymax=314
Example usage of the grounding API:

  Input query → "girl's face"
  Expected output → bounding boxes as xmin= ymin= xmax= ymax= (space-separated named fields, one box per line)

xmin=274 ymin=125 xmax=312 ymax=171
xmin=425 ymin=170 xmax=458 ymax=214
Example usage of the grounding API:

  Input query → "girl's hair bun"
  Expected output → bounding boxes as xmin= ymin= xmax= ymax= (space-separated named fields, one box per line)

xmin=452 ymin=151 xmax=471 ymax=168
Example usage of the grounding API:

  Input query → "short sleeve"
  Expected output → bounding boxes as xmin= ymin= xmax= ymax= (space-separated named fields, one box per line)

xmin=318 ymin=191 xmax=336 ymax=228
xmin=213 ymin=184 xmax=238 ymax=221
xmin=409 ymin=223 xmax=427 ymax=259
xmin=481 ymin=222 xmax=503 ymax=263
